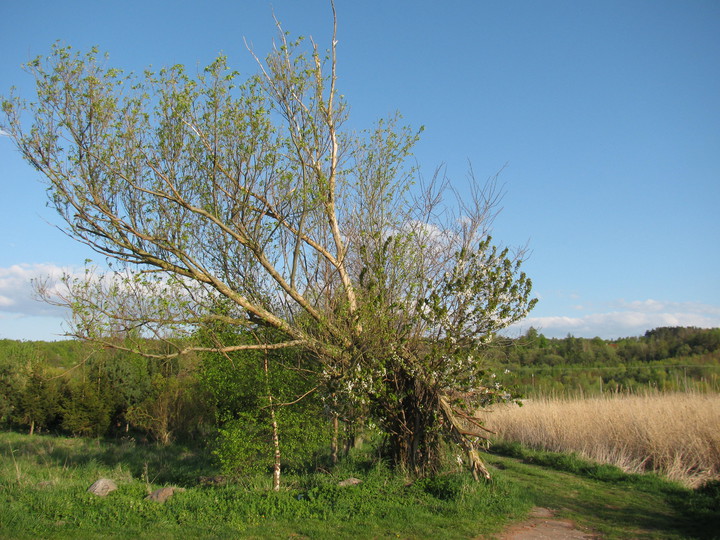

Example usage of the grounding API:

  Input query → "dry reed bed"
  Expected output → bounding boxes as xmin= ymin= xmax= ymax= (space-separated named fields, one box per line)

xmin=482 ymin=392 xmax=720 ymax=487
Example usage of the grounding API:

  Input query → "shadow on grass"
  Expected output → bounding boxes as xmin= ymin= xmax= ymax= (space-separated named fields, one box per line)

xmin=2 ymin=430 xmax=216 ymax=486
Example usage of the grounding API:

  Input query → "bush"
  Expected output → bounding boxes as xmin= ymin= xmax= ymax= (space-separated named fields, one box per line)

xmin=60 ymin=380 xmax=111 ymax=437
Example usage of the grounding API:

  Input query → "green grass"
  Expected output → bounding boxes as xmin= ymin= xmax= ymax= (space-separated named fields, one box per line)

xmin=1 ymin=431 xmax=718 ymax=539
xmin=0 ymin=431 xmax=528 ymax=538
xmin=487 ymin=442 xmax=720 ymax=539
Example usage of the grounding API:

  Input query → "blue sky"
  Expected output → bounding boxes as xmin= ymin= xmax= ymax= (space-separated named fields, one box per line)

xmin=1 ymin=0 xmax=719 ymax=341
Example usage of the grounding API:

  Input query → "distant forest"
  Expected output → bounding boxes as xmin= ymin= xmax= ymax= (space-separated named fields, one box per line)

xmin=488 ymin=326 xmax=720 ymax=396
xmin=0 ymin=326 xmax=718 ymax=445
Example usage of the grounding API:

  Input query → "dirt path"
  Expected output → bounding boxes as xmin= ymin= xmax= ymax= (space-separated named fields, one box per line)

xmin=499 ymin=507 xmax=600 ymax=539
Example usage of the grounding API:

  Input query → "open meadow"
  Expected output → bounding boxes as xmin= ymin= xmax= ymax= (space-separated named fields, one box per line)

xmin=482 ymin=391 xmax=720 ymax=488
xmin=0 ymin=430 xmax=529 ymax=539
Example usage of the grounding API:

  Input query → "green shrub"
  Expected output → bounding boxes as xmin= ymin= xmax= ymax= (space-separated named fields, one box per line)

xmin=413 ymin=473 xmax=465 ymax=501
xmin=60 ymin=380 xmax=111 ymax=437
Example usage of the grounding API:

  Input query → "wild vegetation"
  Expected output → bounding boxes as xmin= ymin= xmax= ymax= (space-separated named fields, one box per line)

xmin=2 ymin=6 xmax=535 ymax=481
xmin=2 ymin=326 xmax=718 ymax=446
xmin=2 ymin=430 xmax=719 ymax=539
xmin=0 ymin=338 xmax=214 ymax=444
xmin=1 ymin=329 xmax=718 ymax=536
xmin=482 ymin=391 xmax=720 ymax=488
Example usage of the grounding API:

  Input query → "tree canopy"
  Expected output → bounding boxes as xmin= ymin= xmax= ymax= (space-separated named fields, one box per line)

xmin=2 ymin=10 xmax=536 ymax=478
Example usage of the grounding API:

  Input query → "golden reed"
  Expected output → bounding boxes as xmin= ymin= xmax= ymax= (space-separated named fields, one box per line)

xmin=482 ymin=391 xmax=720 ymax=487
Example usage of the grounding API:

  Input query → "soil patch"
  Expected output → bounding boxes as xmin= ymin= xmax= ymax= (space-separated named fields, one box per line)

xmin=499 ymin=507 xmax=599 ymax=539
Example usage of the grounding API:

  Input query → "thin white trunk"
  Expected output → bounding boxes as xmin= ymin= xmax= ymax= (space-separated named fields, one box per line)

xmin=270 ymin=400 xmax=281 ymax=491
xmin=331 ymin=413 xmax=339 ymax=465
xmin=264 ymin=350 xmax=281 ymax=491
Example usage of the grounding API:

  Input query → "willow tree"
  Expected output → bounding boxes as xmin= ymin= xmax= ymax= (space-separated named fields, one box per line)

xmin=2 ymin=10 xmax=535 ymax=478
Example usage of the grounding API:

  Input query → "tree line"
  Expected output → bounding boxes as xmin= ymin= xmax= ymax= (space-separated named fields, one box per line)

xmin=0 ymin=335 xmax=330 ymax=478
xmin=2 ymin=325 xmax=717 ymax=445
xmin=488 ymin=326 xmax=720 ymax=396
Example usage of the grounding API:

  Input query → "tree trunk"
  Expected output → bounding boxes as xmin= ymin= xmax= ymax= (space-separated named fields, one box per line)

xmin=264 ymin=350 xmax=281 ymax=491
xmin=331 ymin=413 xmax=339 ymax=465
xmin=438 ymin=395 xmax=491 ymax=481
xmin=382 ymin=373 xmax=441 ymax=478
xmin=269 ymin=399 xmax=281 ymax=491
xmin=344 ymin=419 xmax=364 ymax=455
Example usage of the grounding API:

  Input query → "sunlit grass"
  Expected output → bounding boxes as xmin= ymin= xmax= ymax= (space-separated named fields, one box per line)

xmin=2 ymin=429 xmax=716 ymax=538
xmin=0 ymin=431 xmax=527 ymax=539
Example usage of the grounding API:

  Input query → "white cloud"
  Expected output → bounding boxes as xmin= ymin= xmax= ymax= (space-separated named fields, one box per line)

xmin=3 ymin=262 xmax=720 ymax=343
xmin=508 ymin=299 xmax=720 ymax=339
xmin=0 ymin=263 xmax=75 ymax=318
xmin=0 ymin=263 xmax=202 ymax=340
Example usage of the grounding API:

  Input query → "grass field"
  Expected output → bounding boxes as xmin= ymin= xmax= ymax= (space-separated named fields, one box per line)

xmin=1 ymin=429 xmax=719 ymax=538
xmin=0 ymin=431 xmax=528 ymax=539
xmin=482 ymin=391 xmax=720 ymax=488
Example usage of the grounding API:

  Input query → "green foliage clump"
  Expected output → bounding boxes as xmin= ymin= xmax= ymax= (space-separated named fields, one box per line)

xmin=412 ymin=473 xmax=466 ymax=501
xmin=199 ymin=327 xmax=330 ymax=476
xmin=60 ymin=379 xmax=111 ymax=437
xmin=14 ymin=362 xmax=63 ymax=434
xmin=0 ymin=339 xmax=213 ymax=443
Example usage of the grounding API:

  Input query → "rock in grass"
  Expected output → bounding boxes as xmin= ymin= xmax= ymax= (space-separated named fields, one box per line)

xmin=146 ymin=486 xmax=185 ymax=503
xmin=338 ymin=477 xmax=362 ymax=487
xmin=87 ymin=478 xmax=118 ymax=496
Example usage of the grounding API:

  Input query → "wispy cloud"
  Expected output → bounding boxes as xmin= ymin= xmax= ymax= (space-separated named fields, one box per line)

xmin=508 ymin=299 xmax=720 ymax=339
xmin=0 ymin=263 xmax=74 ymax=318
xmin=0 ymin=263 xmax=212 ymax=340
xmin=3 ymin=263 xmax=720 ymax=342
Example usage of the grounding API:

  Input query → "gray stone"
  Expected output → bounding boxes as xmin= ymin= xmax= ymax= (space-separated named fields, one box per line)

xmin=338 ymin=477 xmax=362 ymax=487
xmin=146 ymin=486 xmax=185 ymax=503
xmin=87 ymin=478 xmax=118 ymax=496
